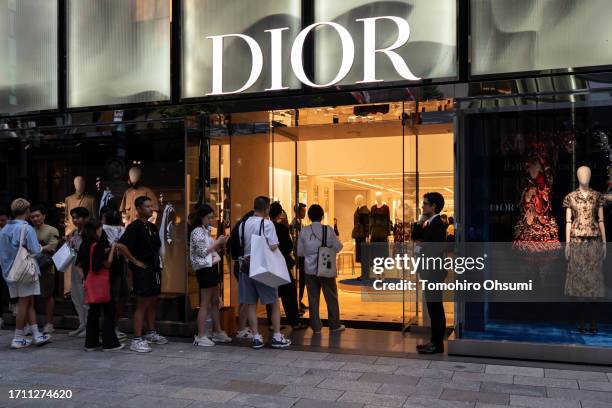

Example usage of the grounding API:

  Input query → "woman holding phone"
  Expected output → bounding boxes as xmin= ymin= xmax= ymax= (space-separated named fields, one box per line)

xmin=190 ymin=204 xmax=231 ymax=347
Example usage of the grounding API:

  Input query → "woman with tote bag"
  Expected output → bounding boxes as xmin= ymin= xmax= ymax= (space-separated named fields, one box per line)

xmin=297 ymin=204 xmax=345 ymax=334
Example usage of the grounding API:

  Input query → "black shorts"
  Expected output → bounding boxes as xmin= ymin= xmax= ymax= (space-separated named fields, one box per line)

xmin=131 ymin=265 xmax=162 ymax=297
xmin=196 ymin=266 xmax=220 ymax=289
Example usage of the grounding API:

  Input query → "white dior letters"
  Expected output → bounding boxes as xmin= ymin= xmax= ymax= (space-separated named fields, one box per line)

xmin=206 ymin=16 xmax=421 ymax=96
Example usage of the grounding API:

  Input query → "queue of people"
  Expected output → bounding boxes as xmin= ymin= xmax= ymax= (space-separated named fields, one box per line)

xmin=0 ymin=194 xmax=348 ymax=352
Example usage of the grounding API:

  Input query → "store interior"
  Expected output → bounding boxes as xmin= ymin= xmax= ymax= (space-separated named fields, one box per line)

xmin=205 ymin=99 xmax=456 ymax=327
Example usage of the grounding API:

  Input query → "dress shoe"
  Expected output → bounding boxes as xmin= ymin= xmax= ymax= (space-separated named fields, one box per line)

xmin=416 ymin=342 xmax=432 ymax=350
xmin=417 ymin=344 xmax=444 ymax=354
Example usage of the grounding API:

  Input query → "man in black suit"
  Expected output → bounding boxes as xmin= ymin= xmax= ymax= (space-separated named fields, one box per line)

xmin=412 ymin=192 xmax=448 ymax=354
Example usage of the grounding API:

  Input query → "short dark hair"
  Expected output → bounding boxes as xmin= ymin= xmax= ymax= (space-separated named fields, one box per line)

xmin=307 ymin=204 xmax=324 ymax=222
xmin=253 ymin=196 xmax=270 ymax=212
xmin=134 ymin=196 xmax=151 ymax=209
xmin=70 ymin=206 xmax=90 ymax=218
xmin=294 ymin=203 xmax=306 ymax=212
xmin=424 ymin=192 xmax=445 ymax=214
xmin=82 ymin=218 xmax=102 ymax=243
xmin=269 ymin=202 xmax=283 ymax=220
xmin=193 ymin=204 xmax=214 ymax=228
xmin=30 ymin=204 xmax=47 ymax=215
xmin=0 ymin=207 xmax=8 ymax=217
xmin=101 ymin=208 xmax=122 ymax=226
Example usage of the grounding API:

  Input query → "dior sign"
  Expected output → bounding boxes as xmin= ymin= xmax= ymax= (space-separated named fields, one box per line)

xmin=206 ymin=16 xmax=421 ymax=95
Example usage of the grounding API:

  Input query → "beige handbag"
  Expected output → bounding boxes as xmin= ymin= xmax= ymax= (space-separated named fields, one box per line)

xmin=6 ymin=225 xmax=39 ymax=284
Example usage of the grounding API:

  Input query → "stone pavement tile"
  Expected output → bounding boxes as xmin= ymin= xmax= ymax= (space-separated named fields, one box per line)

xmin=453 ymin=372 xmax=514 ymax=384
xmin=429 ymin=361 xmax=485 ymax=373
xmin=579 ymin=380 xmax=612 ymax=392
xmin=513 ymin=375 xmax=578 ymax=389
xmin=22 ymin=373 xmax=126 ymax=392
xmin=261 ymin=374 xmax=326 ymax=387
xmin=293 ymin=398 xmax=364 ymax=408
xmin=359 ymin=373 xmax=420 ymax=386
xmin=485 ymin=365 xmax=543 ymax=377
xmin=161 ymin=375 xmax=230 ymax=389
xmin=276 ymin=350 xmax=330 ymax=361
xmin=219 ymin=380 xmax=285 ymax=396
xmin=546 ymin=387 xmax=612 ymax=404
xmin=186 ymin=351 xmax=249 ymax=362
xmin=342 ymin=362 xmax=398 ymax=374
xmin=480 ymin=382 xmax=546 ymax=398
xmin=318 ymin=379 xmax=381 ymax=393
xmin=580 ymin=400 xmax=612 ymax=408
xmin=306 ymin=369 xmax=363 ymax=381
xmin=375 ymin=357 xmax=431 ymax=368
xmin=107 ymin=360 xmax=169 ymax=372
xmin=376 ymin=384 xmax=424 ymax=398
xmin=187 ymin=402 xmax=255 ymax=408
xmin=252 ymin=364 xmax=310 ymax=377
xmin=417 ymin=377 xmax=481 ymax=393
xmin=241 ymin=355 xmax=298 ymax=366
xmin=170 ymin=387 xmax=238 ymax=403
xmin=474 ymin=404 xmax=523 ymax=408
xmin=69 ymin=388 xmax=138 ymax=405
xmin=280 ymin=384 xmax=344 ymax=401
xmin=403 ymin=396 xmax=475 ymax=408
xmin=338 ymin=391 xmax=407 ymax=407
xmin=116 ymin=382 xmax=184 ymax=397
xmin=608 ymin=373 xmax=612 ymax=382
xmin=120 ymin=394 xmax=194 ymax=408
xmin=8 ymin=400 xmax=107 ymax=408
xmin=440 ymin=389 xmax=509 ymax=405
xmin=395 ymin=367 xmax=455 ymax=380
xmin=228 ymin=393 xmax=298 ymax=408
xmin=509 ymin=395 xmax=580 ymax=408
xmin=293 ymin=359 xmax=346 ymax=370
xmin=325 ymin=354 xmax=379 ymax=363
xmin=544 ymin=369 xmax=609 ymax=382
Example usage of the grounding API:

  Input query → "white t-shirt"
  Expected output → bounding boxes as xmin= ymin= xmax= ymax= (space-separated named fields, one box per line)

xmin=241 ymin=216 xmax=279 ymax=256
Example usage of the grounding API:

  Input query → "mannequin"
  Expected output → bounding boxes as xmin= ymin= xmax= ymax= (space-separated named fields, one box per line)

xmin=370 ymin=192 xmax=391 ymax=242
xmin=394 ymin=201 xmax=413 ymax=243
xmin=119 ymin=167 xmax=159 ymax=224
xmin=95 ymin=176 xmax=115 ymax=215
xmin=563 ymin=166 xmax=607 ymax=333
xmin=64 ymin=176 xmax=97 ymax=236
xmin=351 ymin=194 xmax=370 ymax=263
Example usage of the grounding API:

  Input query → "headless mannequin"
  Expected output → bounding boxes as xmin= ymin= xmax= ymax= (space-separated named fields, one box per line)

xmin=370 ymin=192 xmax=391 ymax=242
xmin=64 ymin=176 xmax=97 ymax=236
xmin=564 ymin=166 xmax=607 ymax=333
xmin=352 ymin=194 xmax=370 ymax=264
xmin=119 ymin=167 xmax=159 ymax=225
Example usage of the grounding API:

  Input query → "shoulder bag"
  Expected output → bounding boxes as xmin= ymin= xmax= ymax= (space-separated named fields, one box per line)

xmin=6 ymin=225 xmax=39 ymax=284
xmin=238 ymin=218 xmax=264 ymax=274
xmin=83 ymin=243 xmax=111 ymax=304
xmin=317 ymin=225 xmax=337 ymax=278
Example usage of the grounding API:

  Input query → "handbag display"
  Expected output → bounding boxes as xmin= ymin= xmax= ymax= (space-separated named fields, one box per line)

xmin=6 ymin=225 xmax=39 ymax=284
xmin=316 ymin=225 xmax=337 ymax=278
xmin=83 ymin=243 xmax=111 ymax=304
xmin=52 ymin=243 xmax=76 ymax=272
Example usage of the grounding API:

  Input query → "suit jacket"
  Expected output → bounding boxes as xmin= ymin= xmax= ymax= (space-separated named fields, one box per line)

xmin=412 ymin=215 xmax=448 ymax=282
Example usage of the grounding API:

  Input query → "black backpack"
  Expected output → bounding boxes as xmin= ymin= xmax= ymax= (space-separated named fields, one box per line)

xmin=229 ymin=220 xmax=245 ymax=261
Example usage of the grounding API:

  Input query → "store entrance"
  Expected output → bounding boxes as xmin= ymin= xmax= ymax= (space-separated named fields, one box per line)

xmin=205 ymin=98 xmax=455 ymax=329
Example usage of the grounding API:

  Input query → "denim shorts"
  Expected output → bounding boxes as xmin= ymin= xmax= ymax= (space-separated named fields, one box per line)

xmin=238 ymin=274 xmax=278 ymax=305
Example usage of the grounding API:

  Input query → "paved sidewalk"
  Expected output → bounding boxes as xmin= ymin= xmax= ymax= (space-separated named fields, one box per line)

xmin=1 ymin=329 xmax=612 ymax=408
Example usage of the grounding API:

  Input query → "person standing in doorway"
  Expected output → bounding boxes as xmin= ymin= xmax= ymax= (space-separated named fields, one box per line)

xmin=297 ymin=204 xmax=344 ymax=334
xmin=0 ymin=199 xmax=51 ymax=348
xmin=290 ymin=203 xmax=307 ymax=312
xmin=66 ymin=207 xmax=90 ymax=337
xmin=412 ymin=192 xmax=448 ymax=354
xmin=117 ymin=196 xmax=168 ymax=353
xmin=30 ymin=205 xmax=60 ymax=334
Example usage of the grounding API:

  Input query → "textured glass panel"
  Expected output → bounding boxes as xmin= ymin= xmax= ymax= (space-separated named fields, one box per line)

xmin=182 ymin=0 xmax=301 ymax=98
xmin=68 ymin=0 xmax=171 ymax=108
xmin=314 ymin=0 xmax=457 ymax=85
xmin=471 ymin=0 xmax=612 ymax=76
xmin=0 ymin=0 xmax=58 ymax=114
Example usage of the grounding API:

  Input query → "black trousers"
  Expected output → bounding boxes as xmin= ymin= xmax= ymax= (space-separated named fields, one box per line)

xmin=266 ymin=279 xmax=300 ymax=327
xmin=85 ymin=300 xmax=120 ymax=349
xmin=426 ymin=299 xmax=446 ymax=349
xmin=297 ymin=257 xmax=305 ymax=303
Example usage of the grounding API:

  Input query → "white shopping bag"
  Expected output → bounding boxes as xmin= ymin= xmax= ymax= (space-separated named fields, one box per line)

xmin=249 ymin=234 xmax=291 ymax=288
xmin=52 ymin=243 xmax=76 ymax=273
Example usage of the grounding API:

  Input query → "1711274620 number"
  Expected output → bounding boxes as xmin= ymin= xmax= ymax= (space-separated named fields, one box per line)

xmin=9 ymin=389 xmax=73 ymax=399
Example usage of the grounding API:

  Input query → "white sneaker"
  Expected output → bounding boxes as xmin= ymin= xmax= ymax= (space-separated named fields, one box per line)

xmin=193 ymin=335 xmax=215 ymax=347
xmin=145 ymin=331 xmax=168 ymax=345
xmin=23 ymin=325 xmax=32 ymax=336
xmin=330 ymin=324 xmax=346 ymax=333
xmin=68 ymin=327 xmax=84 ymax=337
xmin=115 ymin=329 xmax=127 ymax=340
xmin=271 ymin=334 xmax=291 ymax=348
xmin=130 ymin=339 xmax=152 ymax=353
xmin=212 ymin=331 xmax=232 ymax=343
xmin=43 ymin=323 xmax=55 ymax=334
xmin=33 ymin=333 xmax=51 ymax=346
xmin=11 ymin=337 xmax=32 ymax=349
xmin=77 ymin=330 xmax=86 ymax=338
xmin=236 ymin=328 xmax=254 ymax=339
